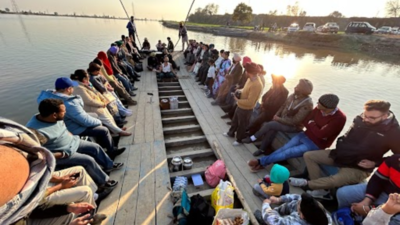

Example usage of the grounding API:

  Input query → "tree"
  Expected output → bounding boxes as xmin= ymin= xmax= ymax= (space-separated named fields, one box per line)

xmin=204 ymin=3 xmax=219 ymax=16
xmin=232 ymin=3 xmax=253 ymax=24
xmin=299 ymin=11 xmax=307 ymax=17
xmin=286 ymin=1 xmax=300 ymax=16
xmin=268 ymin=10 xmax=278 ymax=16
xmin=5 ymin=8 xmax=10 ymax=12
xmin=328 ymin=11 xmax=344 ymax=18
xmin=54 ymin=12 xmax=58 ymax=16
xmin=386 ymin=0 xmax=400 ymax=17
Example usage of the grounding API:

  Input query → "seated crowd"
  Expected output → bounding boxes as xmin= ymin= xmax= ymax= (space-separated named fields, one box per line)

xmin=1 ymin=34 xmax=150 ymax=225
xmin=183 ymin=40 xmax=400 ymax=225
xmin=2 ymin=35 xmax=400 ymax=225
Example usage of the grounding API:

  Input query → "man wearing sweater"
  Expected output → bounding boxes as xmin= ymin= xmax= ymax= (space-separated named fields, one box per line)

xmin=26 ymin=98 xmax=123 ymax=188
xmin=242 ymin=79 xmax=314 ymax=156
xmin=290 ymin=100 xmax=400 ymax=200
xmin=248 ymin=94 xmax=346 ymax=171
xmin=336 ymin=155 xmax=400 ymax=224
xmin=224 ymin=62 xmax=263 ymax=146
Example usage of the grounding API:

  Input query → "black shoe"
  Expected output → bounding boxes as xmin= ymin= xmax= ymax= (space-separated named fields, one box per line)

xmin=124 ymin=104 xmax=129 ymax=109
xmin=96 ymin=186 xmax=116 ymax=202
xmin=132 ymin=87 xmax=138 ymax=91
xmin=242 ymin=137 xmax=254 ymax=144
xmin=105 ymin=162 xmax=124 ymax=173
xmin=221 ymin=114 xmax=230 ymax=119
xmin=129 ymin=91 xmax=136 ymax=97
xmin=253 ymin=149 xmax=265 ymax=157
xmin=108 ymin=147 xmax=126 ymax=159
xmin=254 ymin=210 xmax=267 ymax=225
xmin=134 ymin=79 xmax=140 ymax=82
xmin=226 ymin=121 xmax=232 ymax=125
xmin=198 ymin=82 xmax=204 ymax=85
xmin=177 ymin=66 xmax=180 ymax=71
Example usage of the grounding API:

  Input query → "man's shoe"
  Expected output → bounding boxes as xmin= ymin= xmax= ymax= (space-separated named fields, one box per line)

xmin=134 ymin=79 xmax=140 ymax=82
xmin=129 ymin=91 xmax=136 ymax=97
xmin=132 ymin=87 xmax=138 ymax=91
xmin=108 ymin=147 xmax=126 ymax=159
xmin=92 ymin=214 xmax=107 ymax=225
xmin=105 ymin=162 xmax=124 ymax=173
xmin=233 ymin=141 xmax=241 ymax=146
xmin=221 ymin=114 xmax=230 ymax=119
xmin=221 ymin=104 xmax=231 ymax=112
xmin=242 ymin=137 xmax=254 ymax=144
xmin=288 ymin=177 xmax=308 ymax=187
xmin=307 ymin=189 xmax=333 ymax=201
xmin=96 ymin=186 xmax=115 ymax=202
xmin=254 ymin=210 xmax=267 ymax=225
xmin=223 ymin=132 xmax=234 ymax=138
xmin=227 ymin=121 xmax=232 ymax=125
xmin=252 ymin=149 xmax=265 ymax=157
xmin=211 ymin=101 xmax=219 ymax=106
xmin=127 ymin=100 xmax=137 ymax=106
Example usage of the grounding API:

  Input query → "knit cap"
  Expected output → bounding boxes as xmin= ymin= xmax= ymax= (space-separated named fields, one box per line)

xmin=318 ymin=94 xmax=339 ymax=109
xmin=115 ymin=41 xmax=123 ymax=47
xmin=269 ymin=164 xmax=290 ymax=184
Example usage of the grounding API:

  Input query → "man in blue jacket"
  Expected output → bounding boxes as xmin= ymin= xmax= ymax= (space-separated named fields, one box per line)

xmin=26 ymin=98 xmax=122 ymax=188
xmin=37 ymin=77 xmax=125 ymax=158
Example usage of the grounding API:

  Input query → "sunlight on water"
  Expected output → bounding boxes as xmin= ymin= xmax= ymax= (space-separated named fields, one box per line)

xmin=0 ymin=14 xmax=399 ymax=136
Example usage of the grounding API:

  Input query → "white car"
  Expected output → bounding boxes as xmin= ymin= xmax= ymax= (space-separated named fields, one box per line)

xmin=391 ymin=27 xmax=399 ymax=34
xmin=303 ymin=22 xmax=316 ymax=32
xmin=287 ymin=23 xmax=300 ymax=33
xmin=376 ymin=26 xmax=392 ymax=34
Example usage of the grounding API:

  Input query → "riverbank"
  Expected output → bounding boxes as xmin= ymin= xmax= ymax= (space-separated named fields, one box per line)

xmin=163 ymin=21 xmax=400 ymax=59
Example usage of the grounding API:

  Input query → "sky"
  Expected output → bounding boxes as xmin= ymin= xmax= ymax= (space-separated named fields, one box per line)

xmin=0 ymin=0 xmax=388 ymax=20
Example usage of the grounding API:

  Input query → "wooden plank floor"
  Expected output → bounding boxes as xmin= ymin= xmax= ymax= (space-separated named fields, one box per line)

xmin=97 ymin=57 xmax=173 ymax=225
xmin=97 ymin=52 xmax=302 ymax=225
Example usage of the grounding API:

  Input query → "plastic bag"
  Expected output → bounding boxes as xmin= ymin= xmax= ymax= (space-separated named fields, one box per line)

xmin=211 ymin=180 xmax=234 ymax=213
xmin=212 ymin=209 xmax=249 ymax=225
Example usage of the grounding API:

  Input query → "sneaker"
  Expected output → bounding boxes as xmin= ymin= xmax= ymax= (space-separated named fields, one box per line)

xmin=223 ymin=132 xmax=234 ymax=138
xmin=105 ymin=162 xmax=124 ymax=173
xmin=288 ymin=177 xmax=308 ymax=187
xmin=233 ymin=141 xmax=241 ymax=146
xmin=307 ymin=189 xmax=333 ymax=201
xmin=253 ymin=149 xmax=265 ymax=157
xmin=242 ymin=137 xmax=254 ymax=144
xmin=221 ymin=114 xmax=230 ymax=119
xmin=211 ymin=101 xmax=219 ymax=106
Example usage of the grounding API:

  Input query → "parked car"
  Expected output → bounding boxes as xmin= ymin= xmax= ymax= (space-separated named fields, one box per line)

xmin=316 ymin=25 xmax=324 ymax=32
xmin=287 ymin=23 xmax=300 ymax=32
xmin=303 ymin=22 xmax=316 ymax=32
xmin=375 ymin=26 xmax=392 ymax=34
xmin=391 ymin=27 xmax=399 ymax=34
xmin=345 ymin=21 xmax=376 ymax=35
xmin=322 ymin=22 xmax=339 ymax=33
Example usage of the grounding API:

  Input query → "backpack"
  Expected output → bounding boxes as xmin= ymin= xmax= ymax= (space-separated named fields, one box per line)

xmin=205 ymin=160 xmax=226 ymax=187
xmin=332 ymin=207 xmax=363 ymax=225
xmin=187 ymin=194 xmax=215 ymax=225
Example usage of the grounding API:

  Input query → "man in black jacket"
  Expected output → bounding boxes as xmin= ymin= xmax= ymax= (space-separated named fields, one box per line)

xmin=290 ymin=100 xmax=400 ymax=200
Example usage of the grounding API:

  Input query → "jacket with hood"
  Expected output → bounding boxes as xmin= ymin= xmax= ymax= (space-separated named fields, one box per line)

xmin=37 ymin=90 xmax=101 ymax=135
xmin=275 ymin=79 xmax=313 ymax=128
xmin=330 ymin=112 xmax=400 ymax=171
xmin=0 ymin=118 xmax=55 ymax=225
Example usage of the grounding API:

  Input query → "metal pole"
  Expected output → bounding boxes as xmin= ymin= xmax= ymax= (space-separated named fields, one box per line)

xmin=118 ymin=0 xmax=142 ymax=48
xmin=175 ymin=0 xmax=195 ymax=48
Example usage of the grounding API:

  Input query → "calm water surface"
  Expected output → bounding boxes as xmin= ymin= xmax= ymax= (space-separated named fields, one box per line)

xmin=1 ymin=15 xmax=399 ymax=134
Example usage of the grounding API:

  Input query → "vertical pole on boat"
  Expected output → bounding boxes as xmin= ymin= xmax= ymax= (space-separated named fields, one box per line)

xmin=174 ymin=0 xmax=195 ymax=48
xmin=118 ymin=0 xmax=142 ymax=48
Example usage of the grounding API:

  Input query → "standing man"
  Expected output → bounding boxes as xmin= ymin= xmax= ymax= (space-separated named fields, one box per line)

xmin=224 ymin=62 xmax=263 ymax=146
xmin=178 ymin=22 xmax=189 ymax=52
xmin=126 ymin=16 xmax=136 ymax=42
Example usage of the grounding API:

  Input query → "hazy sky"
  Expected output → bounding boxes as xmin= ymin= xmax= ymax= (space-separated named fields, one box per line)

xmin=0 ymin=0 xmax=387 ymax=20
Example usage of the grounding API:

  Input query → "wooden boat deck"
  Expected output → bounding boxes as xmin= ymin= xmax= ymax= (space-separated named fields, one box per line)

xmin=97 ymin=53 xmax=303 ymax=225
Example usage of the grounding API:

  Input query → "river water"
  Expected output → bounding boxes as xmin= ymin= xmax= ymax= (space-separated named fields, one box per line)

xmin=1 ymin=14 xmax=399 ymax=133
